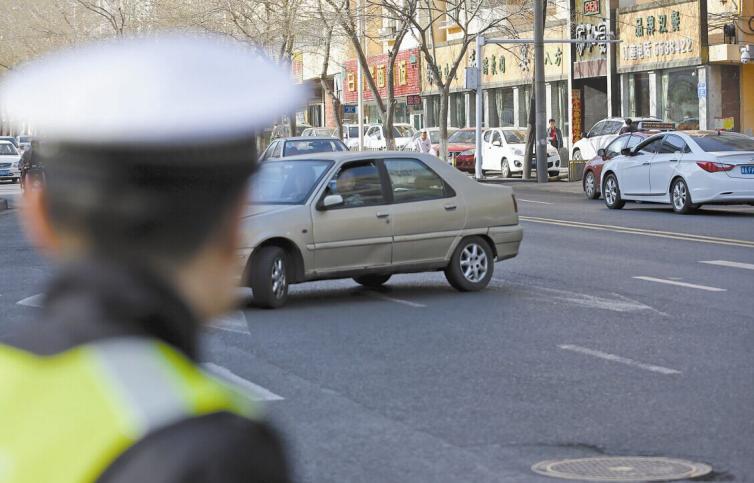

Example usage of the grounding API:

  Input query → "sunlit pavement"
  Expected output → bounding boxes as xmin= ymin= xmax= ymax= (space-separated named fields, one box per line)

xmin=2 ymin=184 xmax=752 ymax=482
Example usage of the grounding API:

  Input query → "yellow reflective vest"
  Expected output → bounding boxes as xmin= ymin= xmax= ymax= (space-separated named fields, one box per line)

xmin=0 ymin=337 xmax=257 ymax=483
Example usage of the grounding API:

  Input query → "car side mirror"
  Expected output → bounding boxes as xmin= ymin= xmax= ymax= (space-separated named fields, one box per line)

xmin=492 ymin=140 xmax=502 ymax=147
xmin=620 ymin=147 xmax=633 ymax=156
xmin=597 ymin=148 xmax=606 ymax=158
xmin=321 ymin=194 xmax=344 ymax=210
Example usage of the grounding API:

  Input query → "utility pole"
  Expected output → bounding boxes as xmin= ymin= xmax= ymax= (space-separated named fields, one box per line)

xmin=533 ymin=0 xmax=548 ymax=183
xmin=357 ymin=0 xmax=365 ymax=151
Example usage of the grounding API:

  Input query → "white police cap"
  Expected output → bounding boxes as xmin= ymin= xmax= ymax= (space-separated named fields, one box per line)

xmin=0 ymin=33 xmax=305 ymax=146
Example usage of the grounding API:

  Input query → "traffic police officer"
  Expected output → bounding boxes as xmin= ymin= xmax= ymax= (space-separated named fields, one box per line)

xmin=0 ymin=34 xmax=304 ymax=482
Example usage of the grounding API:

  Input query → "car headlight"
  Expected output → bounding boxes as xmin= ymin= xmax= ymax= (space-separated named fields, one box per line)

xmin=459 ymin=149 xmax=475 ymax=156
xmin=11 ymin=162 xmax=18 ymax=168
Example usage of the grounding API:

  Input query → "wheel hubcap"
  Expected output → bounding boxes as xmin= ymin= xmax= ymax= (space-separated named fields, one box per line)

xmin=585 ymin=173 xmax=595 ymax=197
xmin=573 ymin=151 xmax=582 ymax=160
xmin=460 ymin=243 xmax=488 ymax=283
xmin=605 ymin=177 xmax=616 ymax=205
xmin=673 ymin=182 xmax=687 ymax=210
xmin=271 ymin=258 xmax=286 ymax=298
xmin=502 ymin=161 xmax=509 ymax=176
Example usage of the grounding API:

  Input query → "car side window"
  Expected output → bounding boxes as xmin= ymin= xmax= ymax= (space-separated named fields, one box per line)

xmin=588 ymin=121 xmax=605 ymax=137
xmin=271 ymin=141 xmax=283 ymax=158
xmin=328 ymin=162 xmax=385 ymax=208
xmin=661 ymin=134 xmax=688 ymax=154
xmin=492 ymin=131 xmax=502 ymax=145
xmin=605 ymin=136 xmax=628 ymax=158
xmin=385 ymin=159 xmax=450 ymax=203
xmin=626 ymin=135 xmax=643 ymax=149
xmin=606 ymin=121 xmax=623 ymax=135
xmin=483 ymin=131 xmax=491 ymax=142
xmin=635 ymin=136 xmax=664 ymax=154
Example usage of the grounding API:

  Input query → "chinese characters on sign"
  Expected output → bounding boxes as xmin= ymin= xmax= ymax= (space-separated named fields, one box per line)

xmin=622 ymin=38 xmax=694 ymax=61
xmin=575 ymin=22 xmax=608 ymax=57
xmin=583 ymin=0 xmax=600 ymax=15
xmin=634 ymin=11 xmax=681 ymax=37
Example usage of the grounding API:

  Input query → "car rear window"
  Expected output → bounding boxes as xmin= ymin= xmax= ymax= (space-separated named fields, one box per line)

xmin=690 ymin=133 xmax=754 ymax=152
xmin=284 ymin=139 xmax=346 ymax=156
xmin=0 ymin=144 xmax=17 ymax=155
xmin=448 ymin=130 xmax=475 ymax=144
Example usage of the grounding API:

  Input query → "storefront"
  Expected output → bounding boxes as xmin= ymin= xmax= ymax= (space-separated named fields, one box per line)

xmin=342 ymin=48 xmax=422 ymax=125
xmin=617 ymin=0 xmax=712 ymax=129
xmin=420 ymin=41 xmax=473 ymax=129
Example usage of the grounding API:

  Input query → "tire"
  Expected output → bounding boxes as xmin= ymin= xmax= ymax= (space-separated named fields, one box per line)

xmin=353 ymin=274 xmax=391 ymax=288
xmin=572 ymin=149 xmax=582 ymax=161
xmin=670 ymin=178 xmax=697 ymax=214
xmin=584 ymin=171 xmax=599 ymax=199
xmin=249 ymin=246 xmax=289 ymax=308
xmin=12 ymin=177 xmax=19 ymax=184
xmin=548 ymin=171 xmax=559 ymax=178
xmin=444 ymin=236 xmax=494 ymax=292
xmin=501 ymin=158 xmax=511 ymax=178
xmin=603 ymin=174 xmax=625 ymax=209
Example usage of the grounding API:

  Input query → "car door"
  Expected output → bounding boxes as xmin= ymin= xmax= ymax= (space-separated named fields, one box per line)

xmin=384 ymin=157 xmax=465 ymax=264
xmin=650 ymin=134 xmax=687 ymax=195
xmin=481 ymin=130 xmax=493 ymax=166
xmin=484 ymin=131 xmax=504 ymax=171
xmin=584 ymin=121 xmax=606 ymax=156
xmin=310 ymin=160 xmax=393 ymax=273
xmin=620 ymin=136 xmax=663 ymax=195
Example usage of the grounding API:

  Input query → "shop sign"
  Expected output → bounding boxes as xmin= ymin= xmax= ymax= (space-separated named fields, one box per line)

xmin=572 ymin=89 xmax=583 ymax=143
xmin=344 ymin=49 xmax=420 ymax=103
xmin=617 ymin=0 xmax=702 ymax=73
xmin=573 ymin=0 xmax=608 ymax=77
xmin=575 ymin=22 xmax=609 ymax=58
xmin=697 ymin=82 xmax=706 ymax=98
xmin=406 ymin=94 xmax=421 ymax=106
xmin=583 ymin=0 xmax=600 ymax=15
xmin=343 ymin=105 xmax=357 ymax=114
xmin=421 ymin=43 xmax=468 ymax=93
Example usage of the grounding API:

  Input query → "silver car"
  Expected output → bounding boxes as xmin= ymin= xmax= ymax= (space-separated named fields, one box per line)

xmin=240 ymin=152 xmax=522 ymax=308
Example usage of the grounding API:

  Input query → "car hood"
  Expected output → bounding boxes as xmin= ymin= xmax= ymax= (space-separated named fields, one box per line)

xmin=448 ymin=143 xmax=475 ymax=152
xmin=242 ymin=204 xmax=302 ymax=219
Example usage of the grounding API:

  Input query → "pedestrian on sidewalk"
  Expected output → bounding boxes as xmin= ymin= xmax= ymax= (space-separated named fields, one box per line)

xmin=415 ymin=129 xmax=432 ymax=153
xmin=548 ymin=119 xmax=563 ymax=150
xmin=0 ymin=34 xmax=300 ymax=483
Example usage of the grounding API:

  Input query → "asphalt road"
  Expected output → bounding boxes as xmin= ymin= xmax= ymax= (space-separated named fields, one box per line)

xmin=1 ymin=181 xmax=753 ymax=482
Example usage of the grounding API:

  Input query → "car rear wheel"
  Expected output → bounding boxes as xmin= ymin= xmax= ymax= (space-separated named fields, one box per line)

xmin=584 ymin=171 xmax=599 ymax=199
xmin=572 ymin=149 xmax=582 ymax=161
xmin=353 ymin=274 xmax=391 ymax=288
xmin=671 ymin=178 xmax=697 ymax=214
xmin=249 ymin=246 xmax=289 ymax=309
xmin=445 ymin=236 xmax=494 ymax=292
xmin=603 ymin=174 xmax=625 ymax=209
xmin=501 ymin=158 xmax=511 ymax=178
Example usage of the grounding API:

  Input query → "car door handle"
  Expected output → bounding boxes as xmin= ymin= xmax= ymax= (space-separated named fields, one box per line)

xmin=444 ymin=204 xmax=457 ymax=211
xmin=376 ymin=212 xmax=389 ymax=219
xmin=669 ymin=159 xmax=679 ymax=163
xmin=642 ymin=162 xmax=650 ymax=166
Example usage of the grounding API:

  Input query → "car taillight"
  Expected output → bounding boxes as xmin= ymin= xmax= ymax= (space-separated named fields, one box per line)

xmin=696 ymin=161 xmax=735 ymax=173
xmin=512 ymin=194 xmax=518 ymax=213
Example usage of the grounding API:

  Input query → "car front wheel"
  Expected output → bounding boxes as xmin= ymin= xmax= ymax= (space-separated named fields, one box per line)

xmin=501 ymin=158 xmax=511 ymax=178
xmin=603 ymin=174 xmax=625 ymax=209
xmin=584 ymin=171 xmax=599 ymax=199
xmin=445 ymin=236 xmax=494 ymax=292
xmin=354 ymin=274 xmax=391 ymax=288
xmin=671 ymin=178 xmax=697 ymax=214
xmin=250 ymin=246 xmax=289 ymax=308
xmin=572 ymin=149 xmax=582 ymax=160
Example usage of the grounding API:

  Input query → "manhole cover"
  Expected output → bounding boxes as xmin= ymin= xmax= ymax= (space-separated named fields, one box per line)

xmin=532 ymin=457 xmax=712 ymax=481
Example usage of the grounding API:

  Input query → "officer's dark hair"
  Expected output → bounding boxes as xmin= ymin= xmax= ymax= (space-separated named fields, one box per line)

xmin=38 ymin=137 xmax=257 ymax=268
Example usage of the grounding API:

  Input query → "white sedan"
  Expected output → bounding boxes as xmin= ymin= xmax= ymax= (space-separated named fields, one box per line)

xmin=481 ymin=127 xmax=561 ymax=177
xmin=602 ymin=131 xmax=754 ymax=214
xmin=571 ymin=117 xmax=668 ymax=161
xmin=0 ymin=141 xmax=21 ymax=183
xmin=364 ymin=124 xmax=416 ymax=150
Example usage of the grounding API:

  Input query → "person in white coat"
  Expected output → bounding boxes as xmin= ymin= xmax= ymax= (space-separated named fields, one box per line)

xmin=415 ymin=130 xmax=432 ymax=153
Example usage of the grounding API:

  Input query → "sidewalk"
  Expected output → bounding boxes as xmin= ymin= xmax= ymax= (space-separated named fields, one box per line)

xmin=477 ymin=171 xmax=584 ymax=195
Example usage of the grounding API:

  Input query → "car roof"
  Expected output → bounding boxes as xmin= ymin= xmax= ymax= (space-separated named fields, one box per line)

xmin=272 ymin=151 xmax=437 ymax=163
xmin=278 ymin=136 xmax=341 ymax=141
xmin=0 ymin=140 xmax=14 ymax=145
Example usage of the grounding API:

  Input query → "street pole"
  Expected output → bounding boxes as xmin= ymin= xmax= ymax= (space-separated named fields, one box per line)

xmin=474 ymin=35 xmax=484 ymax=180
xmin=534 ymin=0 xmax=548 ymax=183
xmin=357 ymin=0 xmax=365 ymax=151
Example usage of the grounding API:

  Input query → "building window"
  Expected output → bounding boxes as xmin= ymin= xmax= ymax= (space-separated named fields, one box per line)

xmin=377 ymin=66 xmax=386 ymax=88
xmin=661 ymin=68 xmax=699 ymax=128
xmin=518 ymin=85 xmax=532 ymax=127
xmin=347 ymin=72 xmax=355 ymax=92
xmin=495 ymin=88 xmax=514 ymax=127
xmin=629 ymin=72 xmax=650 ymax=118
xmin=398 ymin=61 xmax=407 ymax=85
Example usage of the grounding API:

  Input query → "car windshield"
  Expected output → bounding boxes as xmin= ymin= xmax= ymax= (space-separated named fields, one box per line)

xmin=283 ymin=140 xmax=346 ymax=156
xmin=0 ymin=144 xmax=18 ymax=155
xmin=393 ymin=126 xmax=414 ymax=138
xmin=348 ymin=127 xmax=361 ymax=138
xmin=690 ymin=133 xmax=754 ymax=152
xmin=503 ymin=130 xmax=527 ymax=144
xmin=18 ymin=136 xmax=31 ymax=144
xmin=448 ymin=130 xmax=476 ymax=144
xmin=250 ymin=160 xmax=332 ymax=204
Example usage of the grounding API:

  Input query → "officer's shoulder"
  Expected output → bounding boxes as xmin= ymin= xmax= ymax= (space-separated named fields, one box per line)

xmin=100 ymin=412 xmax=291 ymax=483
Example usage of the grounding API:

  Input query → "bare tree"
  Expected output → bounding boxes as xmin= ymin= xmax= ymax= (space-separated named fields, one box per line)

xmin=380 ymin=0 xmax=528 ymax=159
xmin=315 ymin=0 xmax=346 ymax=138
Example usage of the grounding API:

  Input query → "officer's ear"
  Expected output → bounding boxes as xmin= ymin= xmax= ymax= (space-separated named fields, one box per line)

xmin=20 ymin=187 xmax=64 ymax=258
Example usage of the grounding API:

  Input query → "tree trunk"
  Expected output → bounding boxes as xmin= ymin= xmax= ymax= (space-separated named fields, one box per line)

xmin=439 ymin=86 xmax=450 ymax=162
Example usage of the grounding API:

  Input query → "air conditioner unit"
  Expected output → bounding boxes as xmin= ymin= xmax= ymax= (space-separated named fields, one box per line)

xmin=379 ymin=26 xmax=396 ymax=37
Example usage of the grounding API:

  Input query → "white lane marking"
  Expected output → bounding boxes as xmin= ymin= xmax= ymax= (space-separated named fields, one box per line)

xmin=202 ymin=363 xmax=284 ymax=401
xmin=520 ymin=216 xmax=754 ymax=249
xmin=207 ymin=310 xmax=251 ymax=334
xmin=700 ymin=260 xmax=754 ymax=271
xmin=517 ymin=199 xmax=552 ymax=205
xmin=559 ymin=344 xmax=681 ymax=375
xmin=633 ymin=276 xmax=726 ymax=292
xmin=16 ymin=293 xmax=44 ymax=308
xmin=368 ymin=292 xmax=427 ymax=308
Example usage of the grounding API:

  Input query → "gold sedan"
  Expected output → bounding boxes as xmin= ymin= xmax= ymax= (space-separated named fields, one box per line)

xmin=241 ymin=152 xmax=522 ymax=308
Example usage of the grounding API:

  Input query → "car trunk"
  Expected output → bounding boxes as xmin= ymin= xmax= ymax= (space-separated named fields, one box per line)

xmin=712 ymin=151 xmax=754 ymax=179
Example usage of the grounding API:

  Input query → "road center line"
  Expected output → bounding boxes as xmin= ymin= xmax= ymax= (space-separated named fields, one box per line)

xmin=700 ymin=260 xmax=754 ymax=271
xmin=16 ymin=293 xmax=44 ymax=308
xmin=368 ymin=292 xmax=427 ymax=308
xmin=517 ymin=199 xmax=552 ymax=205
xmin=559 ymin=344 xmax=681 ymax=375
xmin=520 ymin=216 xmax=754 ymax=248
xmin=633 ymin=276 xmax=726 ymax=292
xmin=202 ymin=363 xmax=284 ymax=401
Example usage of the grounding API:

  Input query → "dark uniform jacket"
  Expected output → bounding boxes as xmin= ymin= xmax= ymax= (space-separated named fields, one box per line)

xmin=10 ymin=259 xmax=291 ymax=483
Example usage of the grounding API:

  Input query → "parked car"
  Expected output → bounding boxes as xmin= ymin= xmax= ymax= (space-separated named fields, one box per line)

xmin=582 ymin=132 xmax=649 ymax=199
xmin=342 ymin=123 xmax=374 ymax=150
xmin=481 ymin=127 xmax=561 ymax=178
xmin=241 ymin=152 xmax=523 ymax=307
xmin=16 ymin=135 xmax=33 ymax=153
xmin=446 ymin=128 xmax=478 ymax=172
xmin=402 ymin=127 xmax=459 ymax=155
xmin=259 ymin=137 xmax=348 ymax=161
xmin=0 ymin=141 xmax=21 ymax=183
xmin=571 ymin=118 xmax=672 ymax=161
xmin=271 ymin=123 xmax=313 ymax=139
xmin=602 ymin=130 xmax=754 ymax=214
xmin=302 ymin=127 xmax=338 ymax=137
xmin=363 ymin=123 xmax=416 ymax=150
xmin=0 ymin=136 xmax=19 ymax=148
